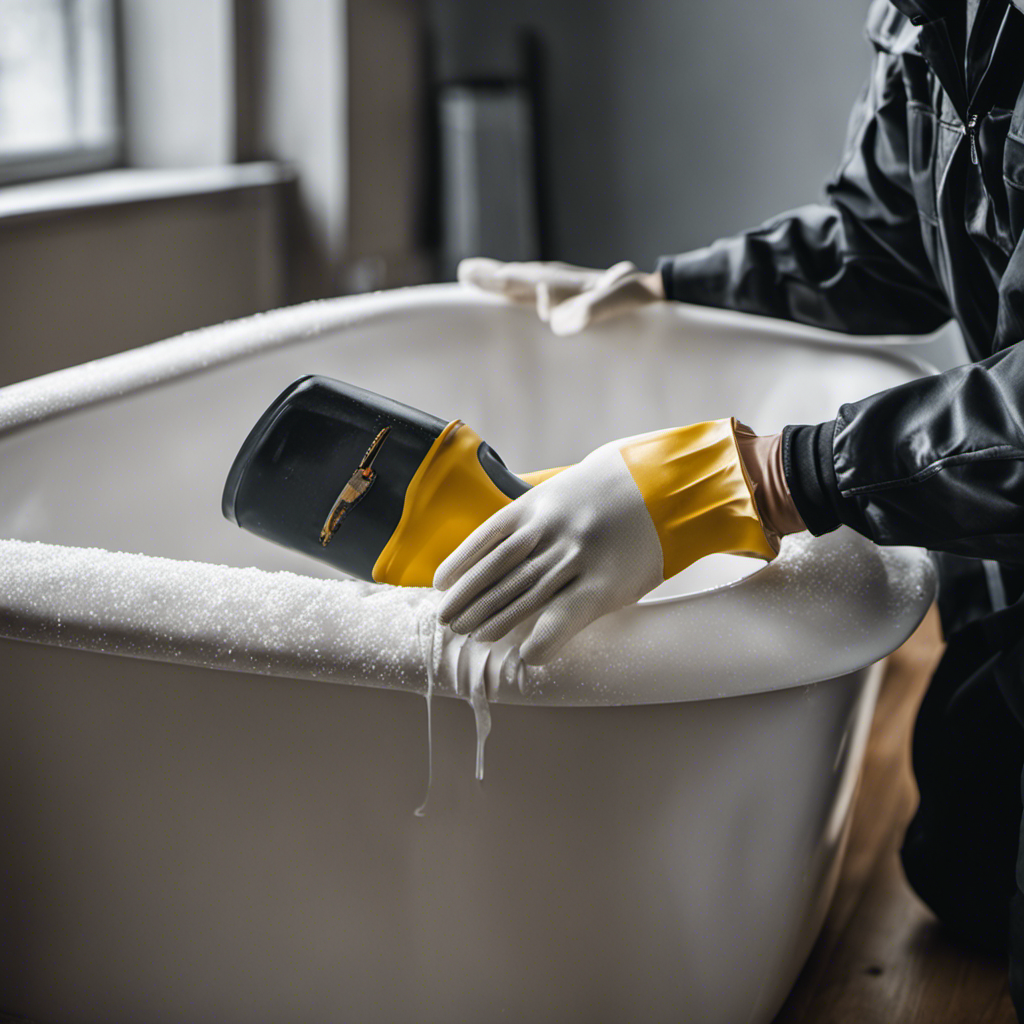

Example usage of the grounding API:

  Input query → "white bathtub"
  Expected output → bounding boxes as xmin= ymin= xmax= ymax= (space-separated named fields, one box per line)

xmin=0 ymin=286 xmax=935 ymax=1024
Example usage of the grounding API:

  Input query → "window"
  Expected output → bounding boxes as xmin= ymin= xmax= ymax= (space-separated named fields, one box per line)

xmin=0 ymin=0 xmax=120 ymax=184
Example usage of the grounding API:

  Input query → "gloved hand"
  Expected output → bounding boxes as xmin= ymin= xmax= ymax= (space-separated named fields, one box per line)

xmin=434 ymin=418 xmax=781 ymax=665
xmin=457 ymin=257 xmax=665 ymax=336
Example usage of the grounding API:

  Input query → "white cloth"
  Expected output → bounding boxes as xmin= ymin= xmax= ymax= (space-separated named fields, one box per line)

xmin=457 ymin=258 xmax=662 ymax=336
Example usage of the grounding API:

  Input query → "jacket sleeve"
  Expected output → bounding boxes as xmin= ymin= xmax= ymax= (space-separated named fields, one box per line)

xmin=784 ymin=242 xmax=1024 ymax=565
xmin=656 ymin=32 xmax=951 ymax=336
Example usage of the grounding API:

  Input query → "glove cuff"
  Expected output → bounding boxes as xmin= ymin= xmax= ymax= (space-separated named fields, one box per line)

xmin=615 ymin=418 xmax=779 ymax=580
xmin=373 ymin=420 xmax=514 ymax=586
xmin=734 ymin=424 xmax=807 ymax=542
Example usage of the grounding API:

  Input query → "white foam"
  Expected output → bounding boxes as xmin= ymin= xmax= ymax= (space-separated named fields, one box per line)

xmin=0 ymin=529 xmax=934 ymax=709
xmin=0 ymin=537 xmax=441 ymax=690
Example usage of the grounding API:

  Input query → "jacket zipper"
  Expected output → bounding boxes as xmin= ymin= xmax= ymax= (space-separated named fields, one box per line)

xmin=960 ymin=6 xmax=1013 ymax=169
xmin=965 ymin=113 xmax=980 ymax=165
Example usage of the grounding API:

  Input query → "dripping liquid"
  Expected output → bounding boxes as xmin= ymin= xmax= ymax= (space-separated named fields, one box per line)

xmin=413 ymin=616 xmax=436 ymax=818
xmin=414 ymin=621 xmax=494 ymax=816
xmin=469 ymin=673 xmax=491 ymax=782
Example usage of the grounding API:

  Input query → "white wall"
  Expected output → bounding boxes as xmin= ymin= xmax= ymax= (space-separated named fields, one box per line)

xmin=241 ymin=0 xmax=427 ymax=295
xmin=117 ymin=0 xmax=429 ymax=297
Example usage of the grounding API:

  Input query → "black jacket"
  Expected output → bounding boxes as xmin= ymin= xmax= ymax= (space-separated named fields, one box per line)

xmin=657 ymin=0 xmax=1024 ymax=587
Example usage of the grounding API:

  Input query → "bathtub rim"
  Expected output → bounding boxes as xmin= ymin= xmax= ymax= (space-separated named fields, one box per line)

xmin=0 ymin=611 xmax=885 ymax=708
xmin=0 ymin=286 xmax=938 ymax=706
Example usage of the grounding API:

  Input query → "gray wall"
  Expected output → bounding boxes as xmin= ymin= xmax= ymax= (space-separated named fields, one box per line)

xmin=346 ymin=0 xmax=428 ymax=291
xmin=0 ymin=183 xmax=286 ymax=387
xmin=430 ymin=0 xmax=874 ymax=271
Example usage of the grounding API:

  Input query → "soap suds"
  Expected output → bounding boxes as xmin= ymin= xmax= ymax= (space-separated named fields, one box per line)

xmin=0 ymin=538 xmax=439 ymax=683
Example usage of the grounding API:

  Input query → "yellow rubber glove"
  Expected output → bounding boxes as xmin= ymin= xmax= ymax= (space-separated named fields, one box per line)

xmin=434 ymin=418 xmax=778 ymax=664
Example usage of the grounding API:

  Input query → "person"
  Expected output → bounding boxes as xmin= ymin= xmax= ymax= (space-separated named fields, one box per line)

xmin=433 ymin=0 xmax=1024 ymax=1014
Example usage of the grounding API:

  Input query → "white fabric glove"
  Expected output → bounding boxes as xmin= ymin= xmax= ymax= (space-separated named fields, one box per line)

xmin=457 ymin=257 xmax=665 ymax=336
xmin=433 ymin=444 xmax=665 ymax=665
xmin=434 ymin=419 xmax=780 ymax=666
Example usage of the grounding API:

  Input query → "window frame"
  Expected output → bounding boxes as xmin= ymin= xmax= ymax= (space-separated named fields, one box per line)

xmin=0 ymin=0 xmax=124 ymax=187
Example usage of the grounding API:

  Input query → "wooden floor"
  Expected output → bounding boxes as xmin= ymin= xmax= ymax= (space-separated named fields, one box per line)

xmin=774 ymin=605 xmax=1019 ymax=1024
xmin=2 ymin=606 xmax=1017 ymax=1024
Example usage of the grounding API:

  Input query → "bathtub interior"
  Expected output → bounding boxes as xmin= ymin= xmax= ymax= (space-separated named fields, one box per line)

xmin=0 ymin=296 xmax=927 ymax=597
